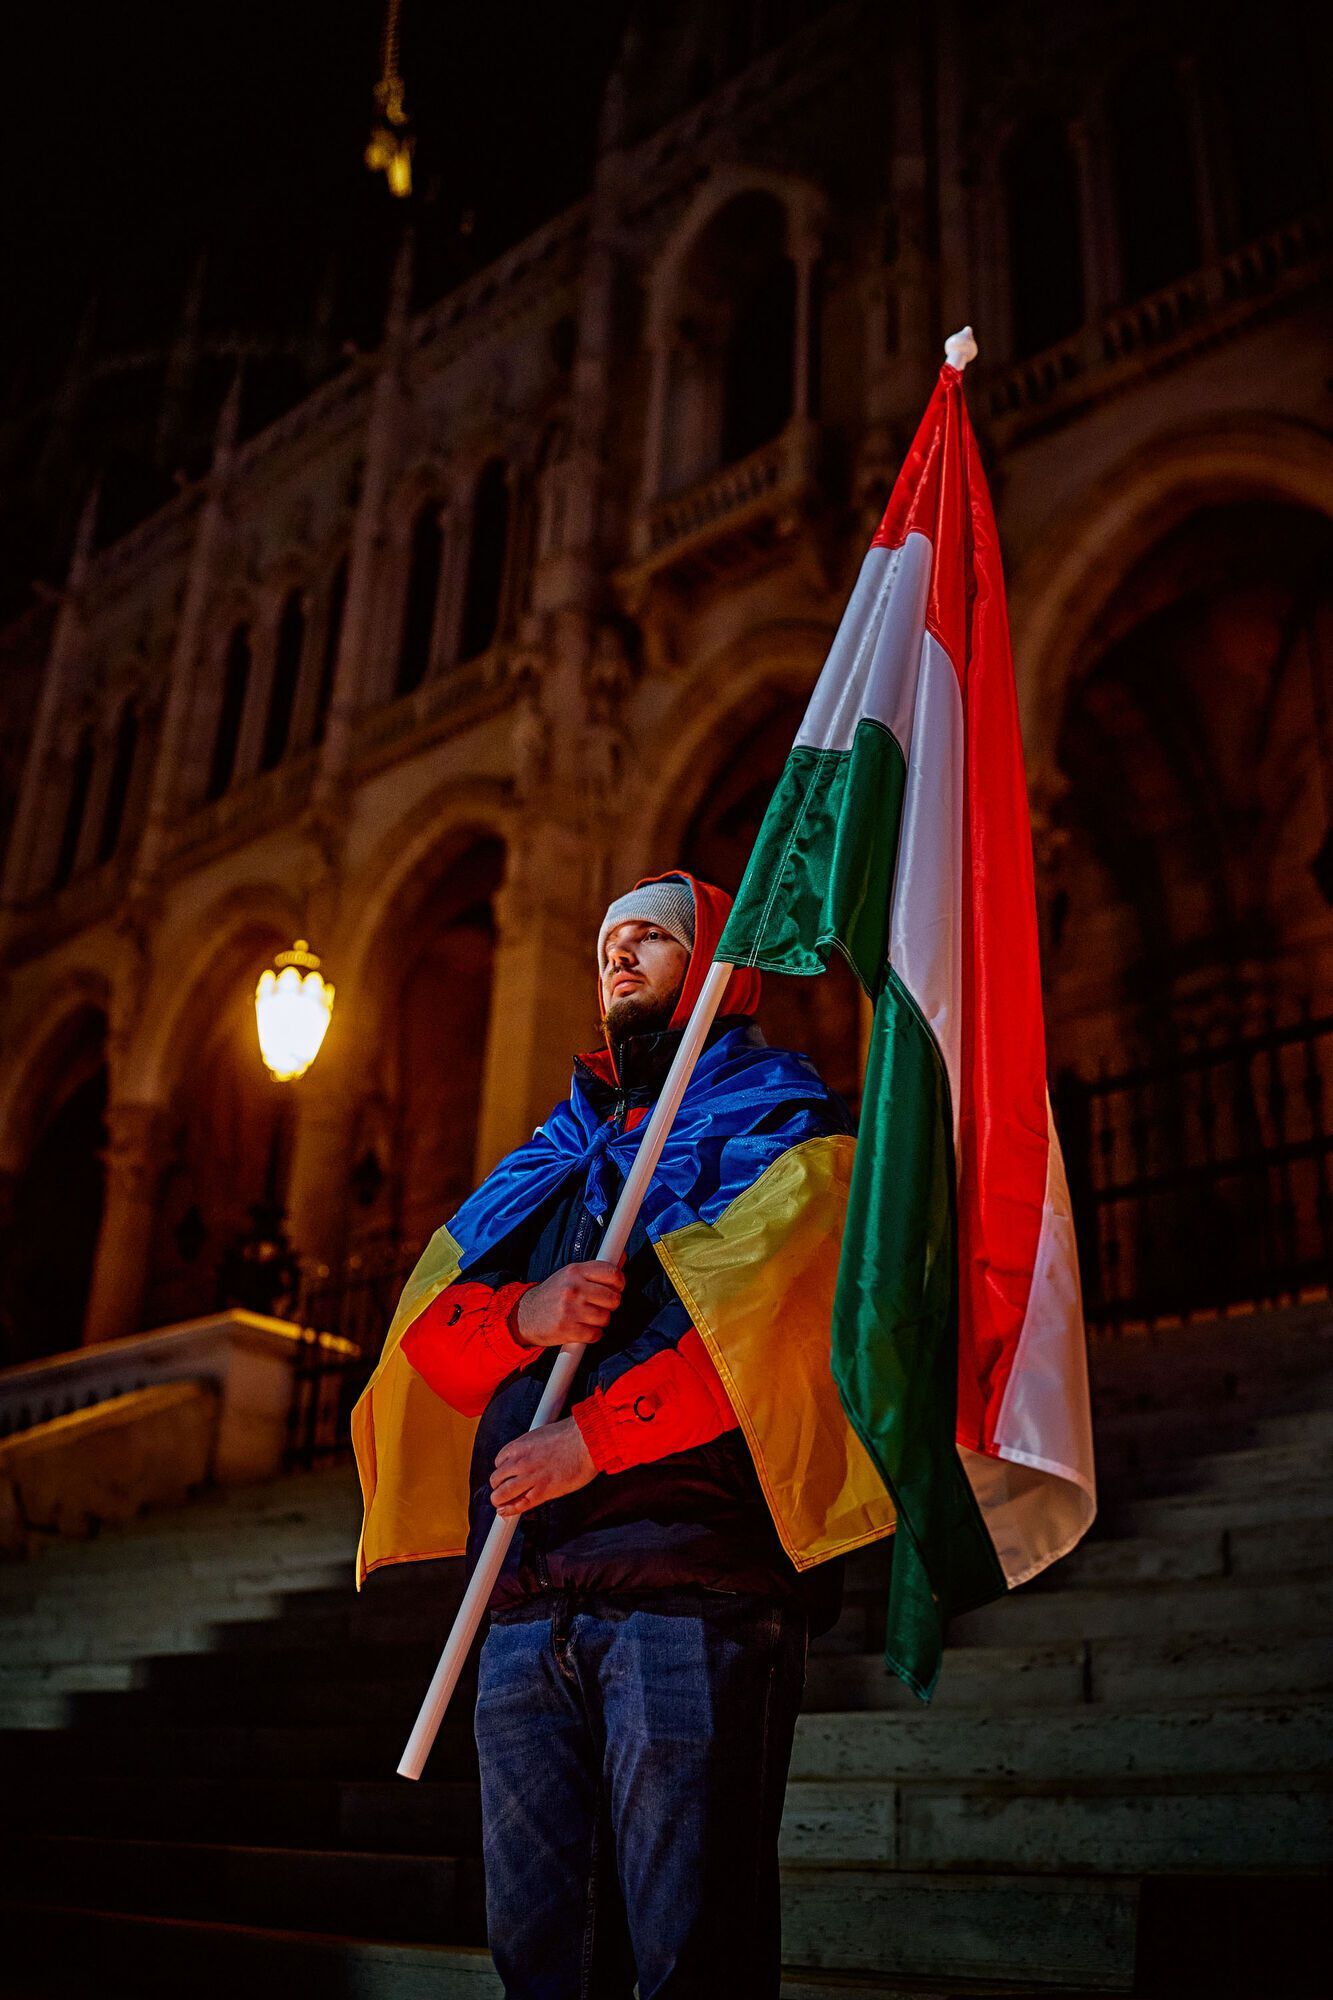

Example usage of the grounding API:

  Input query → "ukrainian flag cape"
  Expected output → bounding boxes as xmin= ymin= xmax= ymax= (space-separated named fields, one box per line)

xmin=351 ymin=1024 xmax=896 ymax=1585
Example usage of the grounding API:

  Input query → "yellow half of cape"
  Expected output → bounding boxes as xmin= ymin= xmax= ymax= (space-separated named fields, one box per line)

xmin=351 ymin=1130 xmax=894 ymax=1587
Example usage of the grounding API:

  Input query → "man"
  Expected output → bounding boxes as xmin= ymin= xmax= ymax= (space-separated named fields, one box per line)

xmin=352 ymin=870 xmax=895 ymax=1999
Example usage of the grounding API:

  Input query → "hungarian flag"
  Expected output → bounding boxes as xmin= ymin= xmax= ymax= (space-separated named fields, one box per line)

xmin=717 ymin=342 xmax=1095 ymax=1696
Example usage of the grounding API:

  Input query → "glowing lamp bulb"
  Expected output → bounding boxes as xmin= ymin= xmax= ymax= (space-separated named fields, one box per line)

xmin=255 ymin=941 xmax=335 ymax=1082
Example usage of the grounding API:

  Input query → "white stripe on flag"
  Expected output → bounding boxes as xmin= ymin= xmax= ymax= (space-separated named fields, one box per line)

xmin=796 ymin=535 xmax=933 ymax=753
xmin=889 ymin=628 xmax=965 ymax=1148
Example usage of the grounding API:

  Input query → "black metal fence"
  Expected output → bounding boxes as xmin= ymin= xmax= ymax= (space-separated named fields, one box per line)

xmin=284 ymin=1241 xmax=421 ymax=1469
xmin=1057 ymin=1005 xmax=1333 ymax=1333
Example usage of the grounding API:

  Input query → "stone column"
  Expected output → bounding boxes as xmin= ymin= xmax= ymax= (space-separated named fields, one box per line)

xmin=310 ymin=231 xmax=414 ymax=809
xmin=1070 ymin=113 xmax=1117 ymax=324
xmin=1179 ymin=54 xmax=1221 ymax=266
xmin=475 ymin=822 xmax=596 ymax=1176
xmin=283 ymin=1067 xmax=359 ymax=1281
xmin=130 ymin=371 xmax=242 ymax=894
xmin=1 ymin=487 xmax=99 ymax=909
xmin=82 ymin=1100 xmax=170 ymax=1345
xmin=790 ymin=233 xmax=820 ymax=422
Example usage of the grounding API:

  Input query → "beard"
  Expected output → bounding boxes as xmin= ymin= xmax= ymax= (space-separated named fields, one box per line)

xmin=600 ymin=985 xmax=681 ymax=1041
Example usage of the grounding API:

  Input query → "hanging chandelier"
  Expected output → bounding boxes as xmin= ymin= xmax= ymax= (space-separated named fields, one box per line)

xmin=255 ymin=941 xmax=335 ymax=1081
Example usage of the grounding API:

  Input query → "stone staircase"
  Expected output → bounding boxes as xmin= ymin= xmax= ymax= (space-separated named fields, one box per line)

xmin=1 ymin=1301 xmax=1330 ymax=1997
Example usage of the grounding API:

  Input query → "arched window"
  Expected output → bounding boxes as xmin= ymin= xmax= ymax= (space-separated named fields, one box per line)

xmin=396 ymin=502 xmax=444 ymax=696
xmin=51 ymin=726 xmax=95 ymax=889
xmin=658 ymin=190 xmax=796 ymax=496
xmin=1004 ymin=117 xmax=1085 ymax=359
xmin=1217 ymin=1 xmax=1321 ymax=238
xmin=721 ymin=255 xmax=797 ymax=463
xmin=205 ymin=626 xmax=251 ymax=801
xmin=459 ymin=460 xmax=509 ymax=663
xmin=261 ymin=589 xmax=305 ymax=771
xmin=310 ymin=555 xmax=348 ymax=746
xmin=1110 ymin=58 xmax=1200 ymax=301
xmin=96 ymin=700 xmax=139 ymax=862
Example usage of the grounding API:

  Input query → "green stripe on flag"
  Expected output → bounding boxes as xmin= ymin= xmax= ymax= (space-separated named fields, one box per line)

xmin=718 ymin=719 xmax=906 ymax=993
xmin=834 ymin=970 xmax=1006 ymax=1697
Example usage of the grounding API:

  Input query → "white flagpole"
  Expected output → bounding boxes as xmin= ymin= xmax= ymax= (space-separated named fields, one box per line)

xmin=397 ymin=957 xmax=736 ymax=1780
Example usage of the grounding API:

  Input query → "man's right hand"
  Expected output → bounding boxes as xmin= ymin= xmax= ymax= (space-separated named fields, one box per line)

xmin=514 ymin=1262 xmax=625 ymax=1349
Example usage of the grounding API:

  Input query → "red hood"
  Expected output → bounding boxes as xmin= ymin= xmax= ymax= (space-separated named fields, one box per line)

xmin=583 ymin=871 xmax=762 ymax=1085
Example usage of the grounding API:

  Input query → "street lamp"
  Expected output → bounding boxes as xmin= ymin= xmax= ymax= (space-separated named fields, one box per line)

xmin=255 ymin=940 xmax=335 ymax=1081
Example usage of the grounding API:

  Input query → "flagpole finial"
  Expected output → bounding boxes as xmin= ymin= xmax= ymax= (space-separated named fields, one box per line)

xmin=944 ymin=326 xmax=978 ymax=372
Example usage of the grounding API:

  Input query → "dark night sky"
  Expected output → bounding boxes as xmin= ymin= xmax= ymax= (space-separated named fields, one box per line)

xmin=0 ymin=1 xmax=630 ymax=387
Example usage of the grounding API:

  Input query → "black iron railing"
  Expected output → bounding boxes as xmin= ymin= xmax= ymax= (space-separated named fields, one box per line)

xmin=1057 ymin=1005 xmax=1333 ymax=1333
xmin=284 ymin=1242 xmax=421 ymax=1469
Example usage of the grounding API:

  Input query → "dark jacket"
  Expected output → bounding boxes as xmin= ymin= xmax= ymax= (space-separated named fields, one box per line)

xmin=443 ymin=1017 xmax=844 ymax=1629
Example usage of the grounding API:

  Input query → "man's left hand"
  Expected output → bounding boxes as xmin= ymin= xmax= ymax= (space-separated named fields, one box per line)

xmin=490 ymin=1419 xmax=597 ymax=1517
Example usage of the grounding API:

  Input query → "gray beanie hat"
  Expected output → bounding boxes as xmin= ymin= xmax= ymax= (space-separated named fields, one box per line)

xmin=598 ymin=877 xmax=695 ymax=969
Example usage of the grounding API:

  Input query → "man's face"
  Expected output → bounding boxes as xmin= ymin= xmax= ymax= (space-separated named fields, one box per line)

xmin=599 ymin=920 xmax=690 ymax=1038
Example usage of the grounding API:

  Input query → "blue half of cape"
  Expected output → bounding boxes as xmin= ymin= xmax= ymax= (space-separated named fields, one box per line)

xmin=447 ymin=1023 xmax=853 ymax=1271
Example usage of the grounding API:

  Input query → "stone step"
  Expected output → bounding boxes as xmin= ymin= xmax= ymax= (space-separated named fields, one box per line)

xmin=1050 ymin=1514 xmax=1333 ymax=1587
xmin=14 ymin=1765 xmax=1325 ymax=1878
xmin=804 ymin=1628 xmax=1333 ymax=1712
xmin=0 ymin=1833 xmax=487 ymax=1948
xmin=0 ymin=1586 xmax=465 ymax=1668
xmin=0 ymin=1538 xmax=357 ymax=1591
xmin=1110 ymin=1481 xmax=1333 ymax=1539
xmin=779 ymin=1867 xmax=1137 ymax=1987
xmin=779 ymin=1776 xmax=1333 ymax=1872
xmin=0 ymin=1905 xmax=1114 ymax=2000
xmin=0 ymin=1561 xmax=349 ymax=1619
xmin=790 ymin=1700 xmax=1333 ymax=1783
xmin=0 ymin=1839 xmax=1133 ymax=1989
xmin=950 ymin=1575 xmax=1333 ymax=1648
xmin=0 ymin=1658 xmax=140 ymax=1695
xmin=0 ymin=1719 xmax=474 ymax=1779
xmin=8 ymin=1772 xmax=482 ymax=1852
xmin=1133 ymin=1439 xmax=1333 ymax=1500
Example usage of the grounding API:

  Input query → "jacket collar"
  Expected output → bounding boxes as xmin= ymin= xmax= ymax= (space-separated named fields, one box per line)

xmin=574 ymin=1016 xmax=762 ymax=1120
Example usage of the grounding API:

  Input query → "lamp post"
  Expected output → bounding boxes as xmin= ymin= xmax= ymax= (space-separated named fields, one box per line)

xmin=255 ymin=940 xmax=335 ymax=1082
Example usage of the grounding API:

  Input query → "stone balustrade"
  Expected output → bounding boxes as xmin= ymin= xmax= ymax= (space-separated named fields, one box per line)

xmin=0 ymin=1310 xmax=335 ymax=1486
xmin=987 ymin=209 xmax=1328 ymax=433
xmin=629 ymin=417 xmax=820 ymax=578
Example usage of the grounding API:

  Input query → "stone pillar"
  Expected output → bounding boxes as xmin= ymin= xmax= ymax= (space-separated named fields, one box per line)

xmin=130 ymin=371 xmax=243 ymax=893
xmin=1179 ymin=54 xmax=1221 ymax=266
xmin=790 ymin=234 xmax=820 ymax=422
xmin=82 ymin=1101 xmax=170 ymax=1345
xmin=283 ymin=1069 xmax=359 ymax=1281
xmin=638 ymin=336 xmax=670 ymax=518
xmin=311 ymin=231 xmax=414 ymax=808
xmin=475 ymin=822 xmax=596 ymax=1176
xmin=1 ymin=487 xmax=99 ymax=910
xmin=1070 ymin=114 xmax=1117 ymax=324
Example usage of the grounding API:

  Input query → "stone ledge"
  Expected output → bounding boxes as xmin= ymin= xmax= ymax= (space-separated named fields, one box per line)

xmin=0 ymin=1381 xmax=218 ymax=1556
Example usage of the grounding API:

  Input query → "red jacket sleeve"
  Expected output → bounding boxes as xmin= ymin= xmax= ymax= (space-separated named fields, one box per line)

xmin=571 ymin=1325 xmax=737 ymax=1474
xmin=400 ymin=1278 xmax=541 ymax=1417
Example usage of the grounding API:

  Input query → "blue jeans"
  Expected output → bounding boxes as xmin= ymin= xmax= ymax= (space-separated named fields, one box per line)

xmin=473 ymin=1591 xmax=809 ymax=1999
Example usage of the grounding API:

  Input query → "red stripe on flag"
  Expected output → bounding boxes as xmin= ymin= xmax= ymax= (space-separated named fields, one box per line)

xmin=872 ymin=367 xmax=1051 ymax=1451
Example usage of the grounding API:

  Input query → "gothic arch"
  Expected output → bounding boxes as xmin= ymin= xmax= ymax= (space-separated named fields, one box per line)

xmin=338 ymin=781 xmax=514 ymax=1017
xmin=335 ymin=799 xmax=511 ymax=1249
xmin=0 ymin=988 xmax=111 ymax=1363
xmin=630 ymin=621 xmax=831 ymax=876
xmin=646 ymin=167 xmax=827 ymax=338
xmin=0 ymin=971 xmax=112 ymax=1175
xmin=1010 ymin=417 xmax=1333 ymax=780
xmin=129 ymin=882 xmax=303 ymax=1105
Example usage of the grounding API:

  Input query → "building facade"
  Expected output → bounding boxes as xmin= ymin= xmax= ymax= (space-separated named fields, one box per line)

xmin=0 ymin=0 xmax=1329 ymax=1366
